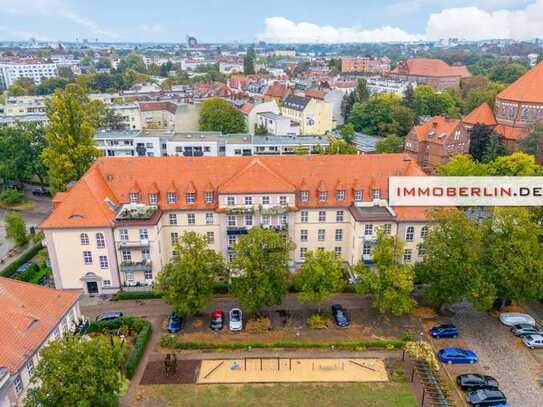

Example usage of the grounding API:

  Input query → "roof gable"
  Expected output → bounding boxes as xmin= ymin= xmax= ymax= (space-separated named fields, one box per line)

xmin=463 ymin=102 xmax=497 ymax=126
xmin=497 ymin=62 xmax=543 ymax=104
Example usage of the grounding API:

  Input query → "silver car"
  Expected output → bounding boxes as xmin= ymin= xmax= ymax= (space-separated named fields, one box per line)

xmin=511 ymin=323 xmax=543 ymax=337
xmin=522 ymin=334 xmax=543 ymax=349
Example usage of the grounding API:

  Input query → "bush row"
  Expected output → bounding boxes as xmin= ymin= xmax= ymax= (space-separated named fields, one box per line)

xmin=0 ymin=242 xmax=43 ymax=278
xmin=159 ymin=336 xmax=404 ymax=351
xmin=87 ymin=317 xmax=152 ymax=379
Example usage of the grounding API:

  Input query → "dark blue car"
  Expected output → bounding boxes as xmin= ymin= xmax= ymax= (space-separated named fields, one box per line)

xmin=438 ymin=347 xmax=478 ymax=364
xmin=167 ymin=312 xmax=183 ymax=333
xmin=430 ymin=324 xmax=459 ymax=338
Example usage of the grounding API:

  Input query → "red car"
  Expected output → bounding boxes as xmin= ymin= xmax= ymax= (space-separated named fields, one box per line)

xmin=210 ymin=308 xmax=224 ymax=331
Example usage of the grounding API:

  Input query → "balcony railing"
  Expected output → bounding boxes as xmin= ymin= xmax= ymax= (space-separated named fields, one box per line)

xmin=120 ymin=260 xmax=152 ymax=273
xmin=116 ymin=239 xmax=150 ymax=248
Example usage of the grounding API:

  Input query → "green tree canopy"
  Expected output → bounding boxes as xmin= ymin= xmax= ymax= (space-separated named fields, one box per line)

xmin=294 ymin=249 xmax=345 ymax=313
xmin=117 ymin=53 xmax=147 ymax=74
xmin=436 ymin=154 xmax=489 ymax=176
xmin=199 ymin=97 xmax=247 ymax=134
xmin=375 ymin=135 xmax=404 ymax=153
xmin=25 ymin=336 xmax=124 ymax=407
xmin=243 ymin=47 xmax=256 ymax=74
xmin=230 ymin=227 xmax=295 ymax=315
xmin=355 ymin=230 xmax=416 ymax=316
xmin=5 ymin=211 xmax=28 ymax=246
xmin=339 ymin=122 xmax=355 ymax=144
xmin=488 ymin=62 xmax=528 ymax=84
xmin=156 ymin=231 xmax=225 ymax=317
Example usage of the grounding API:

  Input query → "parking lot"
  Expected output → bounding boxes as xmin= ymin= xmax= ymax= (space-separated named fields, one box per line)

xmin=428 ymin=303 xmax=543 ymax=407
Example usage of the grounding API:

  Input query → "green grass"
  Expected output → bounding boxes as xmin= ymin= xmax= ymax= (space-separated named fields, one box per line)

xmin=138 ymin=382 xmax=417 ymax=407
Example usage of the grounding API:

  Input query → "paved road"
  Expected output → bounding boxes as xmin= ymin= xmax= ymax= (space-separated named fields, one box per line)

xmin=449 ymin=303 xmax=543 ymax=407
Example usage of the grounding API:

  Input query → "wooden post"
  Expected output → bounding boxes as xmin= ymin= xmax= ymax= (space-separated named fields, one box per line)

xmin=411 ymin=367 xmax=415 ymax=383
xmin=244 ymin=358 xmax=247 ymax=371
xmin=421 ymin=388 xmax=425 ymax=407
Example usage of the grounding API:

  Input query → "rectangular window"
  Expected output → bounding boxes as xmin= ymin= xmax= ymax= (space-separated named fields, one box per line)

xmin=261 ymin=215 xmax=271 ymax=225
xmin=103 ymin=280 xmax=111 ymax=286
xmin=149 ymin=193 xmax=158 ymax=205
xmin=421 ymin=226 xmax=429 ymax=239
xmin=129 ymin=192 xmax=139 ymax=203
xmin=281 ymin=214 xmax=288 ymax=225
xmin=336 ymin=190 xmax=345 ymax=201
xmin=119 ymin=229 xmax=128 ymax=241
xmin=14 ymin=375 xmax=23 ymax=394
xmin=418 ymin=244 xmax=425 ymax=257
xmin=207 ymin=231 xmax=215 ymax=244
xmin=403 ymin=249 xmax=412 ymax=262
xmin=372 ymin=189 xmax=381 ymax=200
xmin=318 ymin=211 xmax=326 ymax=222
xmin=300 ymin=210 xmax=308 ymax=223
xmin=80 ymin=233 xmax=89 ymax=245
xmin=169 ymin=213 xmax=177 ymax=225
xmin=167 ymin=192 xmax=177 ymax=204
xmin=318 ymin=229 xmax=325 ymax=241
xmin=83 ymin=251 xmax=92 ymax=265
xmin=122 ymin=249 xmax=131 ymax=262
xmin=206 ymin=212 xmax=214 ymax=225
xmin=99 ymin=255 xmax=109 ymax=269
xmin=335 ymin=247 xmax=342 ymax=255
xmin=300 ymin=247 xmax=307 ymax=259
xmin=204 ymin=192 xmax=214 ymax=203
xmin=26 ymin=359 xmax=34 ymax=376
xmin=245 ymin=214 xmax=253 ymax=226
xmin=336 ymin=210 xmax=344 ymax=222
xmin=170 ymin=232 xmax=178 ymax=245
xmin=335 ymin=229 xmax=343 ymax=241
xmin=244 ymin=196 xmax=253 ymax=205
xmin=300 ymin=191 xmax=309 ymax=202
xmin=262 ymin=196 xmax=270 ymax=205
xmin=354 ymin=190 xmax=363 ymax=202
xmin=228 ymin=215 xmax=236 ymax=227
xmin=186 ymin=192 xmax=196 ymax=204
xmin=280 ymin=196 xmax=287 ymax=205
xmin=405 ymin=226 xmax=415 ymax=242
xmin=139 ymin=228 xmax=149 ymax=240
xmin=142 ymin=247 xmax=151 ymax=260
xmin=383 ymin=224 xmax=392 ymax=235
xmin=300 ymin=229 xmax=308 ymax=242
xmin=144 ymin=269 xmax=153 ymax=280
xmin=228 ymin=235 xmax=237 ymax=247
xmin=364 ymin=224 xmax=373 ymax=236
xmin=96 ymin=233 xmax=105 ymax=248
xmin=126 ymin=271 xmax=135 ymax=282
xmin=187 ymin=213 xmax=195 ymax=225
xmin=319 ymin=191 xmax=328 ymax=201
xmin=227 ymin=196 xmax=236 ymax=206
xmin=363 ymin=242 xmax=372 ymax=255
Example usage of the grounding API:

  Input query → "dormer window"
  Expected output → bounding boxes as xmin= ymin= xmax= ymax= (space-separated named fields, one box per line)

xmin=186 ymin=192 xmax=196 ymax=204
xmin=372 ymin=189 xmax=380 ymax=200
xmin=300 ymin=191 xmax=309 ymax=202
xmin=167 ymin=192 xmax=177 ymax=204
xmin=319 ymin=191 xmax=327 ymax=202
xmin=204 ymin=192 xmax=214 ymax=203
xmin=149 ymin=193 xmax=158 ymax=205
xmin=129 ymin=192 xmax=139 ymax=204
xmin=354 ymin=190 xmax=363 ymax=202
xmin=336 ymin=190 xmax=345 ymax=201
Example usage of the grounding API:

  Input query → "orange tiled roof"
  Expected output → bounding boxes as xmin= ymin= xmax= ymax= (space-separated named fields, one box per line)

xmin=240 ymin=103 xmax=254 ymax=115
xmin=495 ymin=125 xmax=530 ymax=141
xmin=411 ymin=116 xmax=461 ymax=144
xmin=305 ymin=89 xmax=326 ymax=100
xmin=265 ymin=82 xmax=290 ymax=99
xmin=497 ymin=62 xmax=543 ymax=104
xmin=40 ymin=154 xmax=429 ymax=229
xmin=0 ymin=277 xmax=80 ymax=373
xmin=463 ymin=102 xmax=497 ymax=126
xmin=392 ymin=58 xmax=471 ymax=78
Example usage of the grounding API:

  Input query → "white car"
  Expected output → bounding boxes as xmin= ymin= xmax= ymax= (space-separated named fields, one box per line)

xmin=229 ymin=308 xmax=243 ymax=332
xmin=522 ymin=334 xmax=543 ymax=349
xmin=499 ymin=312 xmax=536 ymax=327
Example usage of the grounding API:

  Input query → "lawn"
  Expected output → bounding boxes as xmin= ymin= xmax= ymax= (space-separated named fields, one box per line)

xmin=135 ymin=382 xmax=417 ymax=407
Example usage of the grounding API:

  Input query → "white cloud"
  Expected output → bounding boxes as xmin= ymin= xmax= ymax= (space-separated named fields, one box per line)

xmin=257 ymin=17 xmax=423 ymax=43
xmin=141 ymin=23 xmax=164 ymax=34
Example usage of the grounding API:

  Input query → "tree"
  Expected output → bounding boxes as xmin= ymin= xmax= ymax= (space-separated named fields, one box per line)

xmin=349 ymin=93 xmax=405 ymax=136
xmin=102 ymin=108 xmax=126 ymax=130
xmin=41 ymin=84 xmax=103 ymax=193
xmin=156 ymin=232 xmax=225 ymax=317
xmin=159 ymin=61 xmax=174 ymax=77
xmin=481 ymin=134 xmax=507 ymax=163
xmin=230 ymin=227 xmax=295 ymax=315
xmin=8 ymin=77 xmax=36 ymax=96
xmin=341 ymin=91 xmax=357 ymax=122
xmin=243 ymin=47 xmax=256 ymax=74
xmin=355 ymin=78 xmax=370 ymax=103
xmin=5 ymin=211 xmax=28 ymax=246
xmin=117 ymin=53 xmax=147 ymax=74
xmin=339 ymin=122 xmax=355 ymax=144
xmin=376 ymin=135 xmax=404 ymax=153
xmin=199 ymin=97 xmax=246 ymax=133
xmin=417 ymin=209 xmax=484 ymax=309
xmin=328 ymin=58 xmax=341 ymax=74
xmin=521 ymin=124 xmax=543 ymax=156
xmin=487 ymin=151 xmax=542 ymax=176
xmin=411 ymin=85 xmax=460 ymax=117
xmin=436 ymin=154 xmax=488 ymax=176
xmin=469 ymin=124 xmax=494 ymax=161
xmin=489 ymin=62 xmax=528 ymax=84
xmin=25 ymin=336 xmax=124 ymax=407
xmin=354 ymin=230 xmax=416 ymax=316
xmin=324 ymin=138 xmax=358 ymax=154
xmin=390 ymin=104 xmax=416 ymax=136
xmin=254 ymin=123 xmax=268 ymax=135
xmin=294 ymin=250 xmax=345 ymax=313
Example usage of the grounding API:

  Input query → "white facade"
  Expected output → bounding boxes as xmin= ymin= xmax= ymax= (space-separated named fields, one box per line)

xmin=0 ymin=62 xmax=58 ymax=88
xmin=257 ymin=112 xmax=300 ymax=136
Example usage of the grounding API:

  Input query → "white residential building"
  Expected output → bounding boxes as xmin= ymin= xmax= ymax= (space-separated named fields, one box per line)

xmin=0 ymin=60 xmax=58 ymax=88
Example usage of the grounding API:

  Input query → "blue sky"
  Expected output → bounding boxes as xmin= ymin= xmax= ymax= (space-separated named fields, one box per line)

xmin=0 ymin=0 xmax=541 ymax=43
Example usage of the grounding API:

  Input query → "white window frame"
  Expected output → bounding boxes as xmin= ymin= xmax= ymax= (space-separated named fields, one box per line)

xmin=300 ymin=210 xmax=308 ymax=223
xmin=318 ymin=211 xmax=326 ymax=222
xmin=119 ymin=229 xmax=128 ymax=241
xmin=80 ymin=233 xmax=89 ymax=245
xmin=300 ymin=191 xmax=309 ymax=202
xmin=187 ymin=213 xmax=196 ymax=225
xmin=364 ymin=224 xmax=373 ymax=236
xmin=149 ymin=193 xmax=158 ymax=205
xmin=336 ymin=190 xmax=345 ymax=201
xmin=335 ymin=229 xmax=343 ymax=241
xmin=83 ymin=251 xmax=92 ymax=265
xmin=169 ymin=213 xmax=177 ymax=225
xmin=167 ymin=192 xmax=177 ymax=204
xmin=99 ymin=255 xmax=109 ymax=269
xmin=186 ymin=192 xmax=196 ymax=204
xmin=405 ymin=226 xmax=415 ymax=242
xmin=319 ymin=191 xmax=328 ymax=201
xmin=336 ymin=210 xmax=344 ymax=222
xmin=96 ymin=233 xmax=105 ymax=248
xmin=318 ymin=229 xmax=325 ymax=241
xmin=206 ymin=212 xmax=214 ymax=225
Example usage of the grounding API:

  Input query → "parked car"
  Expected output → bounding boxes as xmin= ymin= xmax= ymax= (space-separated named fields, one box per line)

xmin=466 ymin=388 xmax=507 ymax=406
xmin=31 ymin=185 xmax=50 ymax=196
xmin=167 ymin=312 xmax=183 ymax=333
xmin=499 ymin=313 xmax=535 ymax=327
xmin=96 ymin=311 xmax=123 ymax=322
xmin=438 ymin=347 xmax=478 ymax=364
xmin=511 ymin=323 xmax=543 ymax=337
xmin=331 ymin=304 xmax=350 ymax=327
xmin=229 ymin=308 xmax=243 ymax=331
xmin=430 ymin=324 xmax=459 ymax=339
xmin=210 ymin=308 xmax=224 ymax=331
xmin=522 ymin=334 xmax=543 ymax=349
xmin=456 ymin=374 xmax=498 ymax=391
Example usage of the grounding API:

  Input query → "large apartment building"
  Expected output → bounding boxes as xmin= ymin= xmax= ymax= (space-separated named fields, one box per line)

xmin=0 ymin=59 xmax=58 ymax=89
xmin=40 ymin=155 xmax=430 ymax=295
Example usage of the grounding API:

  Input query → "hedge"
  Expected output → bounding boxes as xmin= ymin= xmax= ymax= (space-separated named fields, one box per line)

xmin=87 ymin=317 xmax=152 ymax=379
xmin=159 ymin=336 xmax=404 ymax=351
xmin=0 ymin=242 xmax=43 ymax=278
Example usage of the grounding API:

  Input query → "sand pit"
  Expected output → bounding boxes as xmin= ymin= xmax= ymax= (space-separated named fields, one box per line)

xmin=197 ymin=358 xmax=388 ymax=384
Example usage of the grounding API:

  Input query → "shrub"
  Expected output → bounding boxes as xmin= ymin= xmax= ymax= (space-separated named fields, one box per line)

xmin=126 ymin=323 xmax=152 ymax=378
xmin=111 ymin=291 xmax=162 ymax=301
xmin=307 ymin=313 xmax=329 ymax=329
xmin=0 ymin=242 xmax=43 ymax=277
xmin=14 ymin=262 xmax=39 ymax=281
xmin=0 ymin=189 xmax=25 ymax=205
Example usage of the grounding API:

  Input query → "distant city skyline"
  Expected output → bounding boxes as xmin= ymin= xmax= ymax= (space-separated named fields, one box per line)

xmin=1 ymin=0 xmax=543 ymax=43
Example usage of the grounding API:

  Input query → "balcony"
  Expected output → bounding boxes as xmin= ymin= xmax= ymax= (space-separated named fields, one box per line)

xmin=117 ymin=239 xmax=150 ymax=248
xmin=115 ymin=204 xmax=158 ymax=221
xmin=227 ymin=226 xmax=248 ymax=236
xmin=120 ymin=260 xmax=152 ymax=273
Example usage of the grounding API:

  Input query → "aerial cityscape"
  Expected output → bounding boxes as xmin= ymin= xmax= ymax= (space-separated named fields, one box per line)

xmin=2 ymin=1 xmax=543 ymax=406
